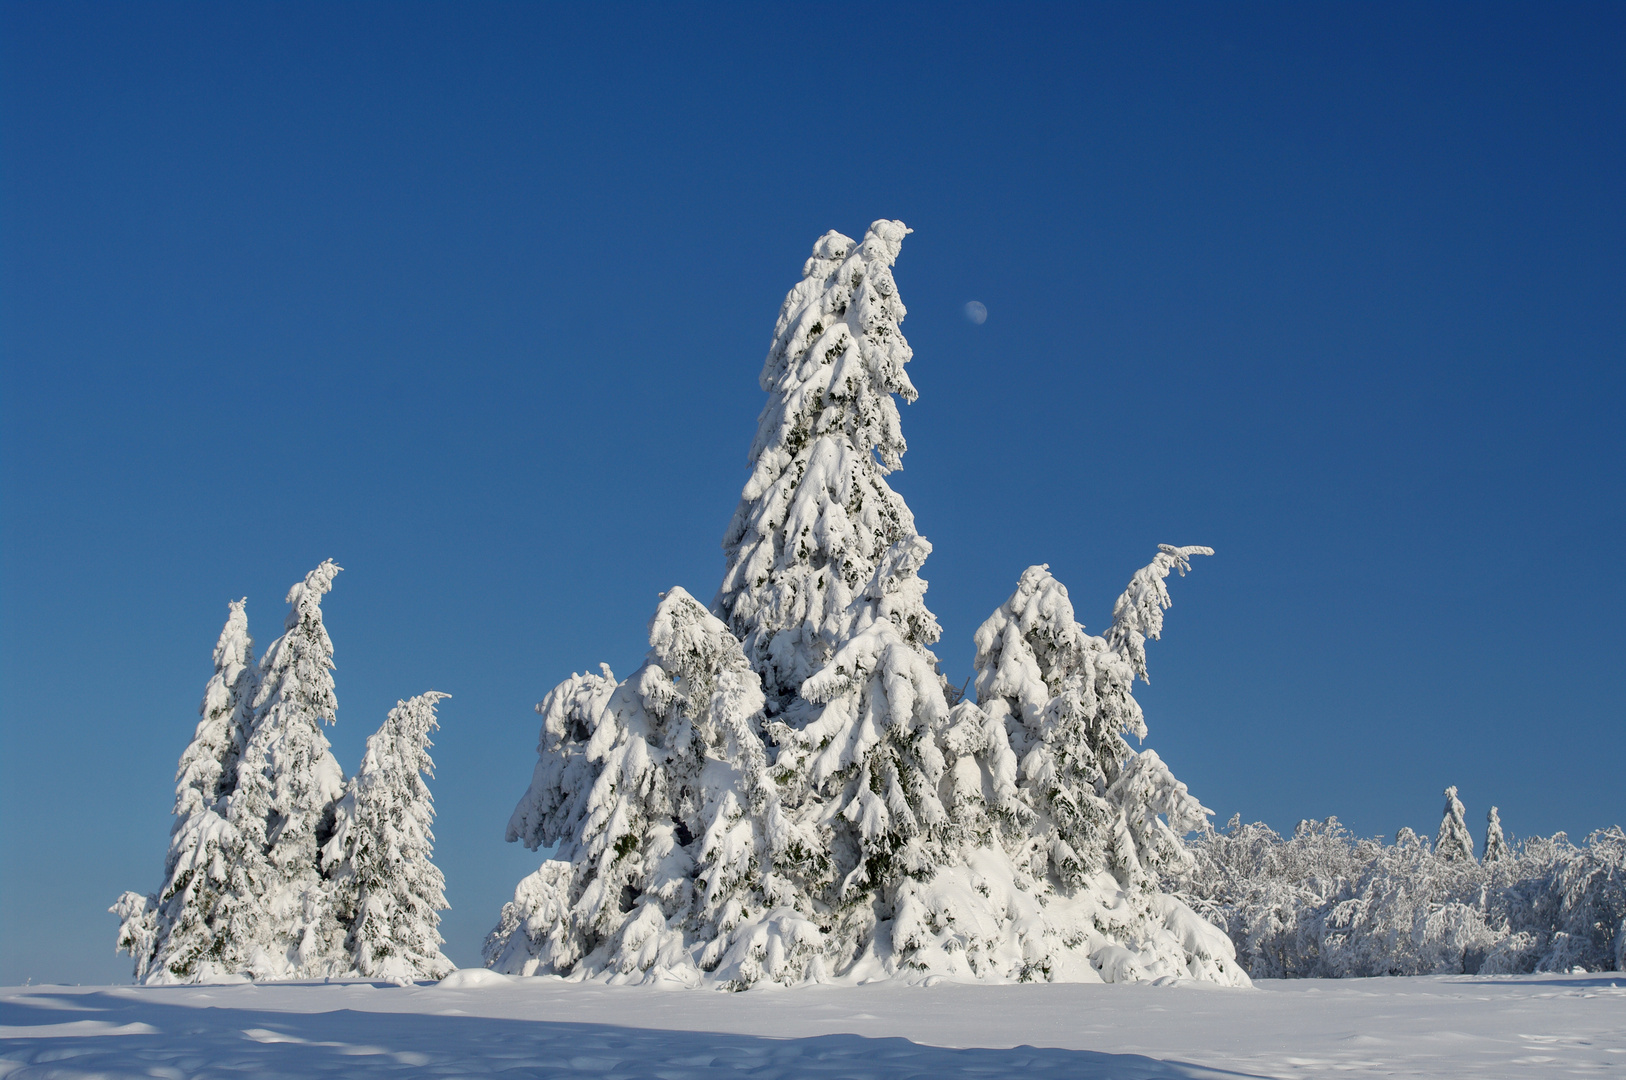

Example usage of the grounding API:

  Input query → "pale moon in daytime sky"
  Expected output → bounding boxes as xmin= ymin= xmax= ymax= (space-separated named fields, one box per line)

xmin=964 ymin=301 xmax=988 ymax=324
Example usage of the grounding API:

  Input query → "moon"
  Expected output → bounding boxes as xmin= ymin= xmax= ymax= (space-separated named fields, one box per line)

xmin=964 ymin=301 xmax=988 ymax=324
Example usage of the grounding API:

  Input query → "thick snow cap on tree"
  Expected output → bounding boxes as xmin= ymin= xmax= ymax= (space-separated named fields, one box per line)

xmin=705 ymin=220 xmax=964 ymax=968
xmin=715 ymin=220 xmax=939 ymax=717
xmin=322 ymin=692 xmax=455 ymax=982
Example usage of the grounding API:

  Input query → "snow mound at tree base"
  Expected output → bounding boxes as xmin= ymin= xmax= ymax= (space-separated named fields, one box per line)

xmin=894 ymin=849 xmax=1250 ymax=987
xmin=485 ymin=846 xmax=1248 ymax=990
xmin=435 ymin=968 xmax=515 ymax=989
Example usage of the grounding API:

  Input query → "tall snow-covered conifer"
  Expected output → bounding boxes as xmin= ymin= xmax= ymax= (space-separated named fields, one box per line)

xmin=322 ymin=692 xmax=454 ymax=981
xmin=1100 ymin=546 xmax=1215 ymax=885
xmin=715 ymin=220 xmax=939 ymax=713
xmin=1436 ymin=785 xmax=1476 ymax=863
xmin=229 ymin=560 xmax=348 ymax=977
xmin=114 ymin=599 xmax=259 ymax=983
xmin=711 ymin=220 xmax=956 ymax=961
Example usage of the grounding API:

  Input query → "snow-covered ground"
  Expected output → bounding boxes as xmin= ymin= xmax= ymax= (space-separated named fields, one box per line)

xmin=2 ymin=973 xmax=1621 ymax=1078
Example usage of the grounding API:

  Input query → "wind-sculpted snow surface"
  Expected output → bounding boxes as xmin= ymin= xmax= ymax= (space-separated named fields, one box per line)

xmin=3 ymin=975 xmax=1623 ymax=1079
xmin=488 ymin=222 xmax=1247 ymax=990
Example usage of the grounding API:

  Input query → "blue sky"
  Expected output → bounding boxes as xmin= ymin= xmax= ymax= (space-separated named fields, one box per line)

xmin=2 ymin=2 xmax=1621 ymax=984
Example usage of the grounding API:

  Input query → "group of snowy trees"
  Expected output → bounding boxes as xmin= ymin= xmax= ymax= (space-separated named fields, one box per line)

xmin=483 ymin=221 xmax=1249 ymax=989
xmin=112 ymin=221 xmax=1623 ymax=989
xmin=113 ymin=562 xmax=454 ymax=984
xmin=1180 ymin=788 xmax=1626 ymax=978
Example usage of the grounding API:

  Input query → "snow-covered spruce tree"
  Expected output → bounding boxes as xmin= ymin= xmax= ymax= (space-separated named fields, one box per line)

xmin=1100 ymin=546 xmax=1218 ymax=885
xmin=113 ymin=599 xmax=260 ymax=983
xmin=972 ymin=548 xmax=1216 ymax=891
xmin=227 ymin=560 xmax=348 ymax=978
xmin=946 ymin=556 xmax=1246 ymax=985
xmin=714 ymin=220 xmax=938 ymax=716
xmin=1484 ymin=806 xmax=1509 ymax=864
xmin=321 ymin=692 xmax=454 ymax=982
xmin=487 ymin=588 xmax=818 ymax=987
xmin=970 ymin=566 xmax=1124 ymax=891
xmin=1436 ymin=785 xmax=1476 ymax=863
xmin=709 ymin=220 xmax=970 ymax=975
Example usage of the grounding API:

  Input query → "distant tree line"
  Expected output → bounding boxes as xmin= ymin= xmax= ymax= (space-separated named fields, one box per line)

xmin=1179 ymin=788 xmax=1626 ymax=977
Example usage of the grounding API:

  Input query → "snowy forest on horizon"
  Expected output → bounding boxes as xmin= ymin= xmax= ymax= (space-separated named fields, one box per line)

xmin=109 ymin=222 xmax=1626 ymax=989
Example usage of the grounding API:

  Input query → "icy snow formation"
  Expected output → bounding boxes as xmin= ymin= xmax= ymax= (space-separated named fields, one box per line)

xmin=487 ymin=221 xmax=1248 ymax=989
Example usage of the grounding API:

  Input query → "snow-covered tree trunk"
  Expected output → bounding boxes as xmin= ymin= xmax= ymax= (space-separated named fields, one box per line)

xmin=1436 ymin=785 xmax=1476 ymax=863
xmin=229 ymin=560 xmax=348 ymax=977
xmin=322 ymin=692 xmax=454 ymax=982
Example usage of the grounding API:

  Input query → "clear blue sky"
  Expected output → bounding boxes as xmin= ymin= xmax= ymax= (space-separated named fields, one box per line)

xmin=2 ymin=2 xmax=1621 ymax=985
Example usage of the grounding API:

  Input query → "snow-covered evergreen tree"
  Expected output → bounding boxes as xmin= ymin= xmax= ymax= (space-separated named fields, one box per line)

xmin=706 ymin=219 xmax=966 ymax=972
xmin=927 ymin=555 xmax=1243 ymax=985
xmin=971 ymin=565 xmax=1122 ymax=890
xmin=971 ymin=554 xmax=1214 ymax=893
xmin=322 ymin=692 xmax=454 ymax=981
xmin=228 ymin=560 xmax=348 ymax=978
xmin=487 ymin=588 xmax=819 ymax=987
xmin=114 ymin=599 xmax=259 ymax=983
xmin=1484 ymin=806 xmax=1508 ymax=864
xmin=1101 ymin=545 xmax=1214 ymax=884
xmin=714 ymin=219 xmax=939 ymax=716
xmin=1436 ymin=785 xmax=1476 ymax=863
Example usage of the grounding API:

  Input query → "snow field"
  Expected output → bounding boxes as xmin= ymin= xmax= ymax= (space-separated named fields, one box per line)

xmin=2 ymin=973 xmax=1622 ymax=1079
